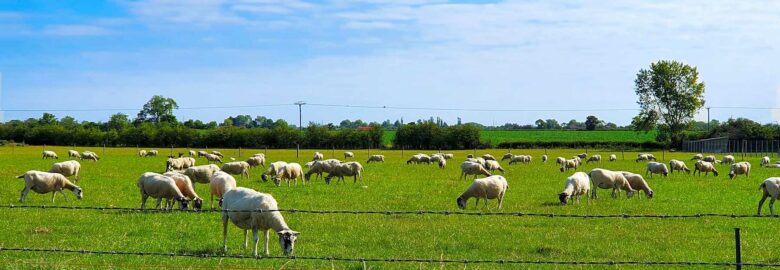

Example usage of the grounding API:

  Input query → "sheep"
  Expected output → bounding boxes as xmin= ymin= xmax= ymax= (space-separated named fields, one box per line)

xmin=313 ymin=152 xmax=324 ymax=161
xmin=205 ymin=153 xmax=223 ymax=164
xmin=81 ymin=151 xmax=99 ymax=161
xmin=576 ymin=153 xmax=587 ymax=159
xmin=556 ymin=157 xmax=566 ymax=165
xmin=571 ymin=156 xmax=582 ymax=166
xmin=209 ymin=171 xmax=236 ymax=209
xmin=635 ymin=154 xmax=649 ymax=162
xmin=211 ymin=151 xmax=224 ymax=158
xmin=460 ymin=161 xmax=492 ymax=180
xmin=559 ymin=172 xmax=590 ymax=205
xmin=466 ymin=154 xmax=474 ymax=158
xmin=757 ymin=177 xmax=780 ymax=216
xmin=482 ymin=154 xmax=496 ymax=161
xmin=586 ymin=155 xmax=602 ymax=164
xmin=49 ymin=160 xmax=81 ymax=182
xmin=693 ymin=160 xmax=719 ymax=177
xmin=646 ymin=162 xmax=669 ymax=177
xmin=588 ymin=168 xmax=635 ymax=199
xmin=68 ymin=150 xmax=80 ymax=159
xmin=645 ymin=154 xmax=657 ymax=161
xmin=189 ymin=150 xmax=196 ymax=157
xmin=442 ymin=153 xmax=454 ymax=160
xmin=17 ymin=170 xmax=83 ymax=203
xmin=437 ymin=158 xmax=447 ymax=169
xmin=465 ymin=157 xmax=486 ymax=167
xmin=138 ymin=150 xmax=147 ymax=157
xmin=702 ymin=155 xmax=717 ymax=163
xmin=163 ymin=171 xmax=203 ymax=210
xmin=619 ymin=171 xmax=654 ymax=199
xmin=42 ymin=150 xmax=58 ymax=159
xmin=765 ymin=164 xmax=780 ymax=168
xmin=247 ymin=156 xmax=265 ymax=168
xmin=406 ymin=154 xmax=431 ymax=164
xmin=197 ymin=150 xmax=208 ymax=157
xmin=721 ymin=155 xmax=735 ymax=165
xmin=761 ymin=156 xmax=771 ymax=167
xmin=484 ymin=160 xmax=504 ymax=173
xmin=609 ymin=154 xmax=617 ymax=162
xmin=343 ymin=151 xmax=354 ymax=159
xmin=430 ymin=154 xmax=445 ymax=164
xmin=261 ymin=161 xmax=288 ymax=182
xmin=501 ymin=153 xmax=514 ymax=161
xmin=325 ymin=161 xmax=363 ymax=184
xmin=147 ymin=150 xmax=158 ymax=157
xmin=167 ymin=157 xmax=195 ymax=171
xmin=456 ymin=175 xmax=508 ymax=209
xmin=137 ymin=172 xmax=189 ymax=210
xmin=669 ymin=159 xmax=690 ymax=174
xmin=221 ymin=187 xmax=300 ymax=257
xmin=542 ymin=155 xmax=548 ymax=162
xmin=508 ymin=155 xmax=531 ymax=165
xmin=274 ymin=163 xmax=304 ymax=187
xmin=222 ymin=161 xmax=251 ymax=179
xmin=304 ymin=159 xmax=340 ymax=181
xmin=692 ymin=153 xmax=703 ymax=160
xmin=366 ymin=155 xmax=385 ymax=163
xmin=728 ymin=162 xmax=751 ymax=179
xmin=183 ymin=164 xmax=222 ymax=184
xmin=560 ymin=159 xmax=578 ymax=172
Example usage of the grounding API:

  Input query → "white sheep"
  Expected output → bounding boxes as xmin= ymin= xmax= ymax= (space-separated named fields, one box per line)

xmin=692 ymin=153 xmax=703 ymax=160
xmin=482 ymin=154 xmax=496 ymax=161
xmin=765 ymin=164 xmax=780 ymax=168
xmin=189 ymin=150 xmax=196 ymax=157
xmin=555 ymin=157 xmax=566 ymax=165
xmin=609 ymin=154 xmax=617 ymax=162
xmin=500 ymin=153 xmax=513 ymax=161
xmin=163 ymin=171 xmax=203 ymax=210
xmin=304 ymin=159 xmax=341 ymax=181
xmin=619 ymin=171 xmax=654 ymax=199
xmin=576 ymin=153 xmax=587 ymax=159
xmin=147 ymin=150 xmax=158 ymax=157
xmin=406 ymin=154 xmax=431 ymax=164
xmin=137 ymin=172 xmax=189 ymax=210
xmin=68 ymin=150 xmax=80 ymax=159
xmin=211 ymin=151 xmax=224 ymax=158
xmin=343 ymin=151 xmax=354 ymax=159
xmin=542 ymin=155 xmax=548 ymax=162
xmin=197 ymin=150 xmax=208 ymax=157
xmin=437 ymin=158 xmax=446 ymax=169
xmin=261 ymin=161 xmax=288 ymax=182
xmin=366 ymin=155 xmax=385 ymax=163
xmin=586 ymin=155 xmax=602 ymax=164
xmin=325 ymin=162 xmax=363 ymax=184
xmin=508 ymin=155 xmax=531 ymax=165
xmin=560 ymin=159 xmax=578 ymax=172
xmin=183 ymin=164 xmax=222 ymax=184
xmin=728 ymin=162 xmax=751 ymax=179
xmin=17 ymin=170 xmax=83 ymax=203
xmin=758 ymin=177 xmax=780 ymax=216
xmin=484 ymin=160 xmax=504 ymax=173
xmin=669 ymin=159 xmax=690 ymax=174
xmin=42 ymin=150 xmax=58 ymax=159
xmin=693 ymin=160 xmax=719 ymax=177
xmin=81 ymin=151 xmax=99 ymax=161
xmin=274 ymin=163 xmax=305 ymax=187
xmin=702 ymin=155 xmax=717 ymax=163
xmin=635 ymin=154 xmax=649 ymax=162
xmin=559 ymin=172 xmax=590 ymax=205
xmin=588 ymin=168 xmax=635 ymax=199
xmin=205 ymin=153 xmax=223 ymax=164
xmin=430 ymin=154 xmax=445 ymax=164
xmin=247 ymin=156 xmax=265 ymax=168
xmin=761 ymin=156 xmax=770 ymax=167
xmin=222 ymin=161 xmax=251 ymax=179
xmin=313 ymin=152 xmax=324 ymax=161
xmin=460 ymin=161 xmax=492 ymax=180
xmin=456 ymin=175 xmax=508 ymax=209
xmin=442 ymin=153 xmax=454 ymax=160
xmin=221 ymin=187 xmax=300 ymax=257
xmin=49 ymin=160 xmax=81 ymax=182
xmin=722 ymin=155 xmax=735 ymax=165
xmin=646 ymin=162 xmax=669 ymax=177
xmin=167 ymin=157 xmax=195 ymax=171
xmin=138 ymin=149 xmax=147 ymax=157
xmin=209 ymin=171 xmax=237 ymax=209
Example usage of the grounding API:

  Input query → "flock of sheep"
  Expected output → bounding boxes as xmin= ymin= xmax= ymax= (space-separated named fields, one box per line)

xmin=13 ymin=148 xmax=780 ymax=257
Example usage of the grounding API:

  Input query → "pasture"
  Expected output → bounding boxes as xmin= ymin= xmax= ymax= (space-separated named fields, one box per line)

xmin=0 ymin=145 xmax=778 ymax=269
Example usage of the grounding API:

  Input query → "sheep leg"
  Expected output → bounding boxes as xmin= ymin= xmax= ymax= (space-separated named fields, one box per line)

xmin=264 ymin=230 xmax=270 ymax=256
xmin=210 ymin=194 xmax=214 ymax=209
xmin=155 ymin=198 xmax=163 ymax=209
xmin=141 ymin=194 xmax=148 ymax=209
xmin=222 ymin=214 xmax=229 ymax=253
xmin=758 ymin=194 xmax=768 ymax=215
xmin=244 ymin=230 xmax=248 ymax=249
xmin=251 ymin=228 xmax=260 ymax=257
xmin=498 ymin=192 xmax=505 ymax=209
xmin=59 ymin=190 xmax=69 ymax=202
xmin=51 ymin=192 xmax=57 ymax=203
xmin=611 ymin=188 xmax=618 ymax=199
xmin=474 ymin=198 xmax=479 ymax=209
xmin=771 ymin=197 xmax=777 ymax=217
xmin=19 ymin=185 xmax=31 ymax=203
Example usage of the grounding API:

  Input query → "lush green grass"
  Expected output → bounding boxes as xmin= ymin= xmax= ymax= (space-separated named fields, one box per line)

xmin=0 ymin=145 xmax=778 ymax=269
xmin=382 ymin=130 xmax=657 ymax=146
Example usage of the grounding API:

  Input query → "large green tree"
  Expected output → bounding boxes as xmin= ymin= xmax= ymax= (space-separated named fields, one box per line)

xmin=136 ymin=95 xmax=179 ymax=124
xmin=585 ymin=115 xmax=600 ymax=131
xmin=632 ymin=60 xmax=706 ymax=146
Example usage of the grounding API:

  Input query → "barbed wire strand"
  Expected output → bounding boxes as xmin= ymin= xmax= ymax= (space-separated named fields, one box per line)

xmin=2 ymin=247 xmax=780 ymax=267
xmin=1 ymin=204 xmax=776 ymax=219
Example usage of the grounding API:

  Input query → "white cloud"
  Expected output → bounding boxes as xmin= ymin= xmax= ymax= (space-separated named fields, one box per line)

xmin=41 ymin=24 xmax=113 ymax=36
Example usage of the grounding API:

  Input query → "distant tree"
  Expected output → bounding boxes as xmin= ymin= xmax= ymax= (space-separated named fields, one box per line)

xmin=535 ymin=119 xmax=545 ymax=129
xmin=107 ymin=113 xmax=130 ymax=131
xmin=60 ymin=116 xmax=78 ymax=129
xmin=545 ymin=119 xmax=560 ymax=129
xmin=585 ymin=115 xmax=600 ymax=131
xmin=633 ymin=60 xmax=706 ymax=146
xmin=39 ymin=113 xmax=57 ymax=125
xmin=136 ymin=95 xmax=179 ymax=124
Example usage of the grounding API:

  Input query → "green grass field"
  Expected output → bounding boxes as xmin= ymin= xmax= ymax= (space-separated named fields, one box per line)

xmin=0 ymin=145 xmax=778 ymax=269
xmin=382 ymin=130 xmax=657 ymax=146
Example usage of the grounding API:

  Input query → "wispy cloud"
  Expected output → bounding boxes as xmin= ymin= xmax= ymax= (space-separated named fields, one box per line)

xmin=41 ymin=24 xmax=113 ymax=36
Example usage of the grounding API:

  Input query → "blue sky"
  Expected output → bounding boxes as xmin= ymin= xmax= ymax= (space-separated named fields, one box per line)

xmin=0 ymin=0 xmax=778 ymax=126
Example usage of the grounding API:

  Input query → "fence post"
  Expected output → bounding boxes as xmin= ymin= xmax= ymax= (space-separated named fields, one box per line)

xmin=103 ymin=143 xmax=106 ymax=156
xmin=584 ymin=145 xmax=588 ymax=155
xmin=296 ymin=144 xmax=300 ymax=159
xmin=544 ymin=147 xmax=547 ymax=156
xmin=735 ymin=228 xmax=742 ymax=270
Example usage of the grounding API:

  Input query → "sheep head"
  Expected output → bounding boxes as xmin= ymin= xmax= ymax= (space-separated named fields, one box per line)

xmin=177 ymin=197 xmax=189 ymax=210
xmin=456 ymin=197 xmax=467 ymax=209
xmin=277 ymin=230 xmax=300 ymax=256
xmin=192 ymin=198 xmax=203 ymax=210
xmin=71 ymin=186 xmax=83 ymax=200
xmin=558 ymin=193 xmax=570 ymax=205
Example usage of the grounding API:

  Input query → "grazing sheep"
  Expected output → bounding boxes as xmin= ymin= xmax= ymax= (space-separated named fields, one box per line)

xmin=635 ymin=154 xmax=649 ymax=162
xmin=437 ymin=158 xmax=446 ymax=169
xmin=692 ymin=153 xmax=703 ymax=160
xmin=205 ymin=153 xmax=223 ymax=164
xmin=147 ymin=150 xmax=158 ymax=157
xmin=313 ymin=152 xmax=324 ymax=161
xmin=542 ymin=155 xmax=548 ymax=162
xmin=758 ymin=177 xmax=780 ymax=216
xmin=183 ymin=164 xmax=222 ymax=184
xmin=559 ymin=172 xmax=590 ymax=205
xmin=343 ymin=151 xmax=354 ymax=159
xmin=138 ymin=150 xmax=147 ymax=157
xmin=17 ymin=170 xmax=83 ymax=203
xmin=560 ymin=159 xmax=578 ymax=172
xmin=576 ymin=153 xmax=587 ymax=159
xmin=221 ymin=187 xmax=300 ymax=257
xmin=167 ymin=157 xmax=195 ymax=171
xmin=49 ymin=160 xmax=81 ymax=182
xmin=702 ymin=155 xmax=717 ymax=163
xmin=508 ymin=155 xmax=531 ymax=165
xmin=722 ymin=155 xmax=736 ymax=165
xmin=501 ymin=153 xmax=514 ymax=161
xmin=42 ymin=150 xmax=58 ymax=159
xmin=198 ymin=150 xmax=208 ymax=157
xmin=609 ymin=154 xmax=617 ymax=162
xmin=211 ymin=151 xmax=224 ymax=158
xmin=466 ymin=154 xmax=474 ymax=158
xmin=366 ymin=155 xmax=385 ymax=163
xmin=274 ymin=163 xmax=304 ymax=187
xmin=571 ymin=156 xmax=582 ymax=166
xmin=465 ymin=157 xmax=487 ymax=167
xmin=209 ymin=171 xmax=237 ymax=209
xmin=728 ymin=162 xmax=751 ymax=179
xmin=137 ymin=172 xmax=189 ymax=210
xmin=693 ymin=160 xmax=719 ymax=177
xmin=669 ymin=159 xmax=690 ymax=174
xmin=482 ymin=154 xmax=496 ymax=161
xmin=588 ymin=168 xmax=635 ymax=199
xmin=460 ymin=161 xmax=492 ymax=180
xmin=765 ymin=164 xmax=780 ymax=168
xmin=261 ymin=161 xmax=288 ymax=182
xmin=646 ymin=162 xmax=669 ymax=177
xmin=81 ymin=151 xmax=99 ymax=162
xmin=619 ymin=172 xmax=654 ymax=199
xmin=586 ymin=155 xmax=602 ymax=164
xmin=442 ymin=153 xmax=454 ymax=160
xmin=325 ymin=162 xmax=363 ymax=184
xmin=304 ymin=159 xmax=340 ymax=181
xmin=247 ymin=156 xmax=265 ymax=168
xmin=484 ymin=160 xmax=504 ymax=173
xmin=189 ymin=150 xmax=196 ymax=157
xmin=163 ymin=171 xmax=203 ymax=210
xmin=645 ymin=154 xmax=657 ymax=161
xmin=68 ymin=150 xmax=80 ymax=159
xmin=761 ymin=156 xmax=771 ymax=167
xmin=456 ymin=175 xmax=508 ymax=209
xmin=222 ymin=161 xmax=251 ymax=179
xmin=556 ymin=157 xmax=566 ymax=165
xmin=303 ymin=161 xmax=314 ymax=169
xmin=407 ymin=154 xmax=431 ymax=164
xmin=431 ymin=154 xmax=445 ymax=164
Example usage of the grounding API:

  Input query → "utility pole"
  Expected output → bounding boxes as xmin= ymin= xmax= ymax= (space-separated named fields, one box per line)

xmin=706 ymin=107 xmax=711 ymax=131
xmin=295 ymin=101 xmax=306 ymax=133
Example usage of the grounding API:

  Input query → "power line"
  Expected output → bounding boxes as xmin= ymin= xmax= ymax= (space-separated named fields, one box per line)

xmin=0 ymin=104 xmax=293 ymax=112
xmin=306 ymin=103 xmax=640 ymax=112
